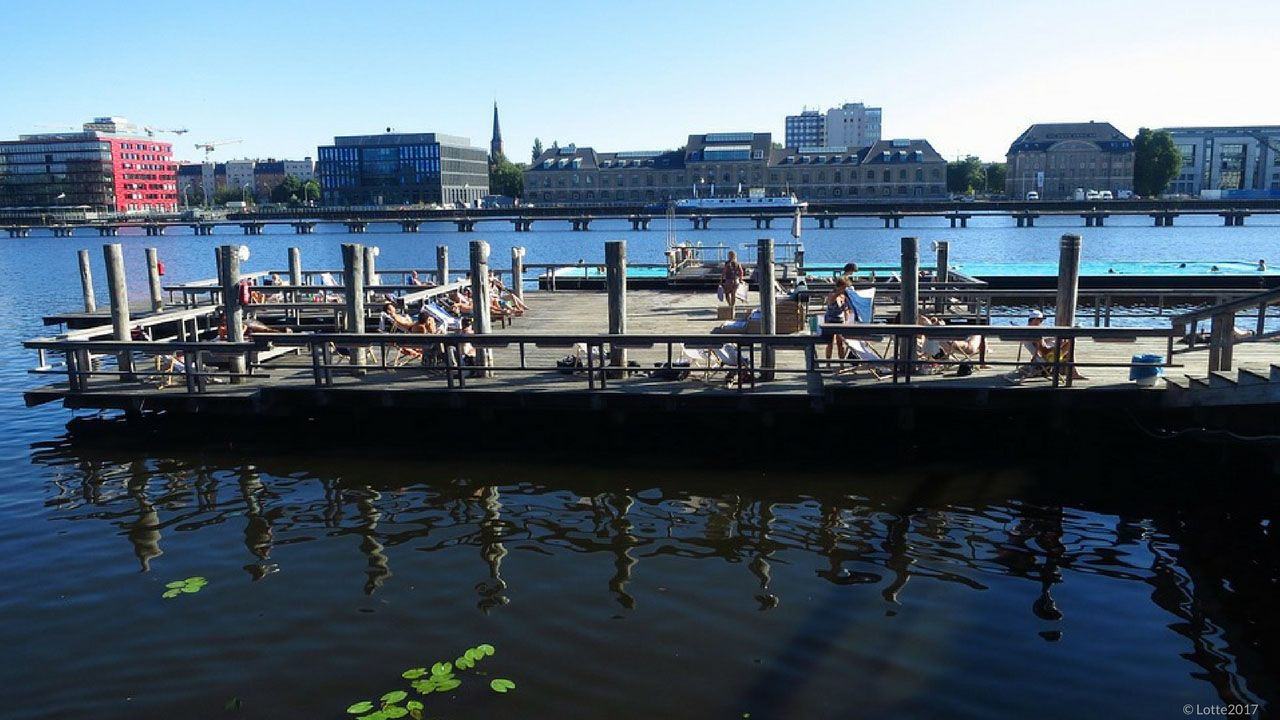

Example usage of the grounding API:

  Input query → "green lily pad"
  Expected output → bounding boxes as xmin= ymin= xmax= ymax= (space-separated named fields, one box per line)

xmin=165 ymin=580 xmax=187 ymax=589
xmin=490 ymin=678 xmax=516 ymax=693
xmin=465 ymin=647 xmax=482 ymax=661
xmin=408 ymin=710 xmax=422 ymax=720
xmin=410 ymin=679 xmax=435 ymax=694
xmin=405 ymin=701 xmax=423 ymax=712
xmin=477 ymin=643 xmax=496 ymax=657
xmin=455 ymin=656 xmax=473 ymax=670
xmin=401 ymin=667 xmax=426 ymax=680
xmin=382 ymin=707 xmax=407 ymax=719
xmin=434 ymin=678 xmax=461 ymax=692
xmin=346 ymin=700 xmax=373 ymax=714
xmin=357 ymin=713 xmax=386 ymax=720
xmin=161 ymin=589 xmax=181 ymax=599
xmin=380 ymin=691 xmax=407 ymax=704
xmin=180 ymin=585 xmax=202 ymax=594
xmin=430 ymin=661 xmax=452 ymax=677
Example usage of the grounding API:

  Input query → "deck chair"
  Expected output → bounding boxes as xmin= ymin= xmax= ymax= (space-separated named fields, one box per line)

xmin=423 ymin=303 xmax=463 ymax=331
xmin=836 ymin=338 xmax=885 ymax=379
xmin=844 ymin=287 xmax=876 ymax=323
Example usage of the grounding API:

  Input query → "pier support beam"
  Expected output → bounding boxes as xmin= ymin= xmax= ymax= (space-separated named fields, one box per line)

xmin=78 ymin=249 xmax=97 ymax=313
xmin=145 ymin=247 xmax=164 ymax=313
xmin=511 ymin=246 xmax=525 ymax=301
xmin=288 ymin=247 xmax=302 ymax=316
xmin=218 ymin=245 xmax=247 ymax=383
xmin=292 ymin=222 xmax=315 ymax=234
xmin=104 ymin=243 xmax=134 ymax=381
xmin=469 ymin=240 xmax=492 ymax=374
xmin=606 ymin=240 xmax=628 ymax=375
xmin=363 ymin=246 xmax=378 ymax=288
xmin=400 ymin=221 xmax=420 ymax=233
xmin=97 ymin=226 xmax=118 ymax=237
xmin=1055 ymin=233 xmax=1083 ymax=386
xmin=340 ymin=243 xmax=366 ymax=371
xmin=345 ymin=221 xmax=368 ymax=234
xmin=757 ymin=238 xmax=776 ymax=381
xmin=436 ymin=245 xmax=449 ymax=285
xmin=934 ymin=240 xmax=949 ymax=315
xmin=897 ymin=237 xmax=920 ymax=377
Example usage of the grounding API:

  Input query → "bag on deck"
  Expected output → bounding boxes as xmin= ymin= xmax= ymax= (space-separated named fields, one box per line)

xmin=556 ymin=355 xmax=583 ymax=375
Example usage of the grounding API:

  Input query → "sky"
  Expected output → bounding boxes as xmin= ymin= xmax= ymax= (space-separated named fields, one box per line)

xmin=3 ymin=0 xmax=1278 ymax=164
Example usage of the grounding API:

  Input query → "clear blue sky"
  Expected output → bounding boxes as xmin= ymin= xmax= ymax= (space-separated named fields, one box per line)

xmin=4 ymin=0 xmax=1277 ymax=164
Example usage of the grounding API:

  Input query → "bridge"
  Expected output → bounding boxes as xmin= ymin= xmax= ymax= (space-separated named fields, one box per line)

xmin=4 ymin=199 xmax=1280 ymax=237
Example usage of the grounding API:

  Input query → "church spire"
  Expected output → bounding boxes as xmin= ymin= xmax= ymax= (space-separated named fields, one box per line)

xmin=490 ymin=102 xmax=504 ymax=163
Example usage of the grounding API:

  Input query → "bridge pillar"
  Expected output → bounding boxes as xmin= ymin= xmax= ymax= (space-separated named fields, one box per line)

xmin=399 ymin=221 xmax=419 ymax=233
xmin=144 ymin=224 xmax=165 ymax=237
xmin=52 ymin=227 xmax=75 ymax=238
xmin=345 ymin=222 xmax=367 ymax=234
xmin=454 ymin=219 xmax=474 ymax=232
xmin=1016 ymin=216 xmax=1026 ymax=228
xmin=98 ymin=226 xmax=118 ymax=237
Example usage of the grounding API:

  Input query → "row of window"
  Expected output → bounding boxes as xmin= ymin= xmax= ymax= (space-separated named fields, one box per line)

xmin=530 ymin=167 xmax=943 ymax=189
xmin=537 ymin=185 xmax=945 ymax=202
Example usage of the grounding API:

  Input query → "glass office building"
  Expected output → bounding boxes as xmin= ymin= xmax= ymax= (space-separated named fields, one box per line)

xmin=317 ymin=132 xmax=489 ymax=207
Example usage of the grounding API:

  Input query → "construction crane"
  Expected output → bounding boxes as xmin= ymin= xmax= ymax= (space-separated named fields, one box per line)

xmin=194 ymin=138 xmax=243 ymax=161
xmin=144 ymin=126 xmax=189 ymax=137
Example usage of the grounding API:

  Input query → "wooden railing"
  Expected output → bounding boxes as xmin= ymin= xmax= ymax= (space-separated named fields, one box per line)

xmin=1170 ymin=287 xmax=1280 ymax=372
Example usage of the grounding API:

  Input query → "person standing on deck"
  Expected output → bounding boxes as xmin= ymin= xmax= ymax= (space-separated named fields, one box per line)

xmin=721 ymin=250 xmax=746 ymax=316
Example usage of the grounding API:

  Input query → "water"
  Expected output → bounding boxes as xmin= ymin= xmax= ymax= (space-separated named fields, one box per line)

xmin=1 ymin=217 xmax=1278 ymax=718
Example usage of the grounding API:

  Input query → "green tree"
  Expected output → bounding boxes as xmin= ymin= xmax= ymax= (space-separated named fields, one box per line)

xmin=1133 ymin=128 xmax=1182 ymax=197
xmin=301 ymin=179 xmax=320 ymax=204
xmin=983 ymin=162 xmax=1007 ymax=194
xmin=531 ymin=137 xmax=544 ymax=162
xmin=271 ymin=175 xmax=303 ymax=204
xmin=946 ymin=156 xmax=986 ymax=194
xmin=490 ymin=160 xmax=524 ymax=199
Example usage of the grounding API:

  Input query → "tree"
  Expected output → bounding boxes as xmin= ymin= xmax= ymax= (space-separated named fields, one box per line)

xmin=301 ymin=179 xmax=320 ymax=205
xmin=490 ymin=160 xmax=524 ymax=199
xmin=1133 ymin=128 xmax=1182 ymax=197
xmin=271 ymin=175 xmax=303 ymax=204
xmin=531 ymin=137 xmax=544 ymax=162
xmin=946 ymin=156 xmax=986 ymax=194
xmin=983 ymin=162 xmax=1007 ymax=194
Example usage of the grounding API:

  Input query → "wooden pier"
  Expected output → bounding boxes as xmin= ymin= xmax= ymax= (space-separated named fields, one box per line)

xmin=20 ymin=238 xmax=1280 ymax=443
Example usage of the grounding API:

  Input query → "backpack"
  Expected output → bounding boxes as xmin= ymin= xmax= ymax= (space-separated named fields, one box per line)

xmin=556 ymin=355 xmax=583 ymax=375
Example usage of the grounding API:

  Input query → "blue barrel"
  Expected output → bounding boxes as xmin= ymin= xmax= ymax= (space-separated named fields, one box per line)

xmin=1129 ymin=354 xmax=1164 ymax=385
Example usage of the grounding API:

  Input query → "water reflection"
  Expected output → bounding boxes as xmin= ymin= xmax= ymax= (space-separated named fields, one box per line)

xmin=26 ymin=437 xmax=1279 ymax=710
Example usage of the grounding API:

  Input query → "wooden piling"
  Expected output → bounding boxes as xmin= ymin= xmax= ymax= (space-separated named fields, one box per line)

xmin=363 ymin=245 xmax=377 ymax=287
xmin=898 ymin=237 xmax=920 ymax=376
xmin=605 ymin=241 xmax=627 ymax=372
xmin=758 ymin=237 xmax=776 ymax=381
xmin=1055 ymin=234 xmax=1082 ymax=327
xmin=103 ymin=243 xmax=133 ymax=380
xmin=288 ymin=247 xmax=302 ymax=288
xmin=145 ymin=247 xmax=164 ymax=312
xmin=436 ymin=245 xmax=449 ymax=286
xmin=934 ymin=240 xmax=949 ymax=315
xmin=77 ymin=249 xmax=96 ymax=313
xmin=218 ymin=245 xmax=247 ymax=383
xmin=511 ymin=246 xmax=525 ymax=301
xmin=340 ymin=244 xmax=366 ymax=371
xmin=469 ymin=240 xmax=492 ymax=373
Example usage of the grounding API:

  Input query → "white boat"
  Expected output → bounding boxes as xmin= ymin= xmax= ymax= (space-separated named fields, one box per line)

xmin=674 ymin=193 xmax=807 ymax=210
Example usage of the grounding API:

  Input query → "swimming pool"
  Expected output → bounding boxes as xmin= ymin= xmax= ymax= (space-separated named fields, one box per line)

xmin=804 ymin=261 xmax=1277 ymax=277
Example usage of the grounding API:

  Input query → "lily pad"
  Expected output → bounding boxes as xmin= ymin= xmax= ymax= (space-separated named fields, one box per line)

xmin=161 ymin=589 xmax=181 ymax=599
xmin=358 ymin=713 xmax=386 ymax=720
xmin=401 ymin=667 xmax=426 ymax=680
xmin=430 ymin=661 xmax=452 ymax=677
xmin=165 ymin=580 xmax=187 ymax=589
xmin=405 ymin=701 xmax=423 ymax=712
xmin=380 ymin=691 xmax=407 ymax=704
xmin=346 ymin=700 xmax=374 ymax=714
xmin=410 ymin=680 xmax=434 ymax=694
xmin=455 ymin=656 xmax=473 ymax=670
xmin=382 ymin=707 xmax=407 ymax=719
xmin=477 ymin=643 xmax=496 ymax=657
xmin=490 ymin=678 xmax=516 ymax=693
xmin=434 ymin=678 xmax=461 ymax=692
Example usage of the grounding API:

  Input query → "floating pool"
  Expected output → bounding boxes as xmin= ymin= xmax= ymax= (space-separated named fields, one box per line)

xmin=546 ymin=266 xmax=670 ymax=279
xmin=805 ymin=261 xmax=1276 ymax=277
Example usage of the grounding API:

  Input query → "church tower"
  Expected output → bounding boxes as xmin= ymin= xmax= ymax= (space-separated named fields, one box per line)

xmin=490 ymin=102 xmax=504 ymax=164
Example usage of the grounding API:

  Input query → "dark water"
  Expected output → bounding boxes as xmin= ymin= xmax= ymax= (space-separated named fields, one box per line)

xmin=1 ymin=217 xmax=1278 ymax=719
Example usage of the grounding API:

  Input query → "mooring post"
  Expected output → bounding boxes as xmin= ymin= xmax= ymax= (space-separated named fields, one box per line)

xmin=469 ymin=240 xmax=492 ymax=374
xmin=341 ymin=243 xmax=366 ymax=370
xmin=898 ymin=237 xmax=920 ymax=377
xmin=1055 ymin=233 xmax=1083 ymax=385
xmin=934 ymin=240 xmax=949 ymax=315
xmin=363 ymin=245 xmax=377 ymax=288
xmin=758 ymin=238 xmax=777 ymax=381
xmin=605 ymin=240 xmax=628 ymax=375
xmin=77 ymin=249 xmax=96 ymax=313
xmin=511 ymin=246 xmax=525 ymax=301
xmin=103 ymin=243 xmax=133 ymax=380
xmin=288 ymin=247 xmax=302 ymax=319
xmin=218 ymin=245 xmax=247 ymax=383
xmin=145 ymin=247 xmax=164 ymax=313
xmin=436 ymin=245 xmax=449 ymax=286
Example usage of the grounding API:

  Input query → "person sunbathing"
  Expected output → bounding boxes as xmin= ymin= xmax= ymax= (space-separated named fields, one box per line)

xmin=1005 ymin=311 xmax=1086 ymax=382
xmin=823 ymin=277 xmax=853 ymax=359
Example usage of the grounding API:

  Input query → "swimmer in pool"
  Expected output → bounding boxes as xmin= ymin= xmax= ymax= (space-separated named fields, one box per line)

xmin=1259 ymin=259 xmax=1267 ymax=271
xmin=1210 ymin=265 xmax=1220 ymax=272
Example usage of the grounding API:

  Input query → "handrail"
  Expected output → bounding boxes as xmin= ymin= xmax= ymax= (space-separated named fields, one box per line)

xmin=1170 ymin=285 xmax=1280 ymax=325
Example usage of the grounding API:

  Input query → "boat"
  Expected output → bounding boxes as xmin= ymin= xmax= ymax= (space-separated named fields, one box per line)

xmin=673 ymin=190 xmax=807 ymax=211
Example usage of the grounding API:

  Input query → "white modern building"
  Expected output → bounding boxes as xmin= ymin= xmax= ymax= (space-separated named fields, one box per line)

xmin=1161 ymin=126 xmax=1280 ymax=196
xmin=824 ymin=103 xmax=882 ymax=148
